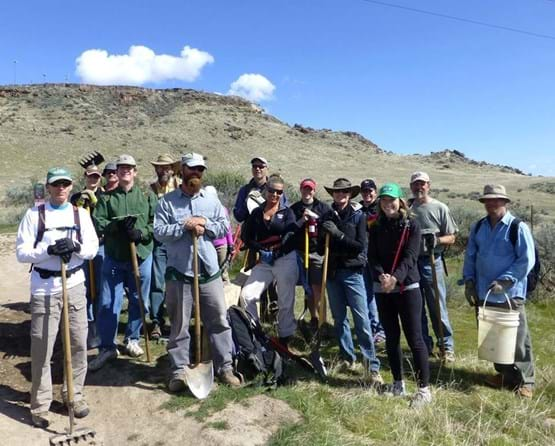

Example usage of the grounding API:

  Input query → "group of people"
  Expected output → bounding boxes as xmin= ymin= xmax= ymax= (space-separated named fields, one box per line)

xmin=16 ymin=153 xmax=536 ymax=428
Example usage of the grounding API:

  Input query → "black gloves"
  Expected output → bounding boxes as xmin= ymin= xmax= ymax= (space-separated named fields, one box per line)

xmin=321 ymin=220 xmax=344 ymax=240
xmin=464 ymin=280 xmax=477 ymax=306
xmin=47 ymin=238 xmax=81 ymax=262
xmin=127 ymin=228 xmax=143 ymax=243
xmin=423 ymin=233 xmax=437 ymax=252
xmin=118 ymin=216 xmax=142 ymax=242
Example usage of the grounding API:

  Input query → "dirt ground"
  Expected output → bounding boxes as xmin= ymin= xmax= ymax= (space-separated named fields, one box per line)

xmin=0 ymin=233 xmax=300 ymax=445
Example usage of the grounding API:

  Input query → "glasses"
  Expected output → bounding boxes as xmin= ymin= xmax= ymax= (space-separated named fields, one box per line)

xmin=186 ymin=165 xmax=206 ymax=172
xmin=267 ymin=187 xmax=284 ymax=195
xmin=252 ymin=164 xmax=267 ymax=170
xmin=50 ymin=181 xmax=71 ymax=188
xmin=104 ymin=170 xmax=117 ymax=176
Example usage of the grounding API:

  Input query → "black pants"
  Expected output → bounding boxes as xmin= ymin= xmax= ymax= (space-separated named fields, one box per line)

xmin=376 ymin=288 xmax=430 ymax=387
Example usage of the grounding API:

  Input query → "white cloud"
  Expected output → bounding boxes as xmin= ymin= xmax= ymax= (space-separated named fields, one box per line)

xmin=75 ymin=45 xmax=214 ymax=85
xmin=228 ymin=73 xmax=275 ymax=102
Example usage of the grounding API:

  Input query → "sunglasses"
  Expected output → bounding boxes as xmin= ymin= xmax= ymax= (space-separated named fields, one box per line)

xmin=333 ymin=188 xmax=351 ymax=194
xmin=252 ymin=164 xmax=267 ymax=170
xmin=50 ymin=181 xmax=72 ymax=188
xmin=267 ymin=187 xmax=284 ymax=195
xmin=186 ymin=165 xmax=206 ymax=172
xmin=104 ymin=170 xmax=117 ymax=176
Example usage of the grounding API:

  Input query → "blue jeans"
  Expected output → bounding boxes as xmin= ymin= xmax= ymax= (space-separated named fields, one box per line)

xmin=84 ymin=245 xmax=104 ymax=322
xmin=418 ymin=255 xmax=454 ymax=353
xmin=150 ymin=240 xmax=167 ymax=326
xmin=327 ymin=268 xmax=380 ymax=371
xmin=96 ymin=253 xmax=152 ymax=350
xmin=362 ymin=267 xmax=384 ymax=336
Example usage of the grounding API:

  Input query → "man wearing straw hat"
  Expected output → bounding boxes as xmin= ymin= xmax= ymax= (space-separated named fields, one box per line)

xmin=463 ymin=184 xmax=535 ymax=398
xmin=148 ymin=154 xmax=180 ymax=339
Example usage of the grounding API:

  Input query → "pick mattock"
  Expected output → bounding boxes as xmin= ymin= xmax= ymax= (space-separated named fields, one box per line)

xmin=183 ymin=234 xmax=214 ymax=399
xmin=49 ymin=259 xmax=96 ymax=446
xmin=129 ymin=242 xmax=152 ymax=363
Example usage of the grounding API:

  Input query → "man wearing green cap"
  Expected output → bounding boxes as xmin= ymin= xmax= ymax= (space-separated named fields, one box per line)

xmin=16 ymin=167 xmax=99 ymax=428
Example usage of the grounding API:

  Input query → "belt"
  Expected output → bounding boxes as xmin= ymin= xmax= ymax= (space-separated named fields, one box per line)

xmin=33 ymin=266 xmax=81 ymax=279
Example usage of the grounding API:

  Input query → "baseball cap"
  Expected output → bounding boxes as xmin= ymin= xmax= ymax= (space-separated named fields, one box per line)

xmin=300 ymin=178 xmax=316 ymax=190
xmin=85 ymin=165 xmax=101 ymax=177
xmin=181 ymin=152 xmax=206 ymax=168
xmin=46 ymin=167 xmax=72 ymax=185
xmin=360 ymin=179 xmax=377 ymax=191
xmin=410 ymin=171 xmax=430 ymax=184
xmin=116 ymin=154 xmax=137 ymax=167
xmin=250 ymin=156 xmax=268 ymax=166
xmin=378 ymin=183 xmax=404 ymax=199
xmin=102 ymin=162 xmax=117 ymax=175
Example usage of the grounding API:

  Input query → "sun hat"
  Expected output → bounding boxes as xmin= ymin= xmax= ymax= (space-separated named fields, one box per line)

xmin=46 ymin=167 xmax=72 ymax=184
xmin=410 ymin=171 xmax=430 ymax=184
xmin=181 ymin=152 xmax=206 ymax=168
xmin=479 ymin=184 xmax=511 ymax=202
xmin=151 ymin=153 xmax=177 ymax=166
xmin=378 ymin=183 xmax=404 ymax=199
xmin=324 ymin=178 xmax=360 ymax=199
xmin=116 ymin=154 xmax=136 ymax=167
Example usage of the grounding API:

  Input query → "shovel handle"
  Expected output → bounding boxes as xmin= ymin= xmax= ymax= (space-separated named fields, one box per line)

xmin=319 ymin=233 xmax=330 ymax=326
xmin=193 ymin=235 xmax=202 ymax=366
xmin=129 ymin=242 xmax=152 ymax=362
xmin=60 ymin=259 xmax=75 ymax=433
xmin=429 ymin=250 xmax=445 ymax=357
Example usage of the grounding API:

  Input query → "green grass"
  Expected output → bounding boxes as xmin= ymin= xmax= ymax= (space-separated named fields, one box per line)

xmin=125 ymin=257 xmax=555 ymax=445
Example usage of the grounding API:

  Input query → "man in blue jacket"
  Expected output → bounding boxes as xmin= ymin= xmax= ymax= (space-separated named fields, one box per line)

xmin=463 ymin=184 xmax=535 ymax=398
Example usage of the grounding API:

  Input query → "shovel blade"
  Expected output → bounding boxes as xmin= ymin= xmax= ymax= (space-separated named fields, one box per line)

xmin=184 ymin=361 xmax=214 ymax=399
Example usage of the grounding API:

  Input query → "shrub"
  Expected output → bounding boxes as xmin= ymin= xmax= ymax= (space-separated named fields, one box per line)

xmin=203 ymin=170 xmax=246 ymax=210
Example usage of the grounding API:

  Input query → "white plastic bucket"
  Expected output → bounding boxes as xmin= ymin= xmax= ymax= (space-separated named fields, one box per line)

xmin=477 ymin=290 xmax=520 ymax=364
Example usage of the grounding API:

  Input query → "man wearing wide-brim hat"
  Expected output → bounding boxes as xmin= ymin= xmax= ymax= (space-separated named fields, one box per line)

xmin=463 ymin=184 xmax=536 ymax=398
xmin=148 ymin=154 xmax=180 ymax=339
xmin=318 ymin=177 xmax=382 ymax=383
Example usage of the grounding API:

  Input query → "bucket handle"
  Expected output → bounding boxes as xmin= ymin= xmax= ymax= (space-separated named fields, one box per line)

xmin=482 ymin=289 xmax=513 ymax=311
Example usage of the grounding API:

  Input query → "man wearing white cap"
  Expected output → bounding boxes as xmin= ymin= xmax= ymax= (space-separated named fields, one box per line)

xmin=89 ymin=154 xmax=157 ymax=370
xmin=154 ymin=153 xmax=240 ymax=390
xmin=410 ymin=171 xmax=458 ymax=362
xmin=463 ymin=184 xmax=535 ymax=398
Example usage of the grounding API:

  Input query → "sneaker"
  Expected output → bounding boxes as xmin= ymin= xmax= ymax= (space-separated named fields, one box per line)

xmin=384 ymin=380 xmax=406 ymax=396
xmin=31 ymin=411 xmax=50 ymax=428
xmin=516 ymin=385 xmax=534 ymax=398
xmin=89 ymin=348 xmax=118 ymax=371
xmin=125 ymin=339 xmax=144 ymax=358
xmin=373 ymin=332 xmax=386 ymax=344
xmin=150 ymin=323 xmax=162 ymax=341
xmin=218 ymin=369 xmax=242 ymax=388
xmin=441 ymin=350 xmax=456 ymax=363
xmin=410 ymin=387 xmax=432 ymax=409
xmin=168 ymin=376 xmax=187 ymax=393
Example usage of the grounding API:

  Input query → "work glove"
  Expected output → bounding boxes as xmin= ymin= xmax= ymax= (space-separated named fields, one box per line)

xmin=47 ymin=238 xmax=80 ymax=256
xmin=488 ymin=279 xmax=512 ymax=294
xmin=119 ymin=215 xmax=137 ymax=232
xmin=259 ymin=250 xmax=274 ymax=265
xmin=464 ymin=280 xmax=477 ymax=306
xmin=321 ymin=220 xmax=344 ymax=240
xmin=127 ymin=228 xmax=143 ymax=243
xmin=423 ymin=233 xmax=437 ymax=252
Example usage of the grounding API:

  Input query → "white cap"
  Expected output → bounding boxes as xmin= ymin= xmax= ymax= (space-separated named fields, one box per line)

xmin=116 ymin=154 xmax=137 ymax=167
xmin=181 ymin=152 xmax=206 ymax=168
xmin=410 ymin=171 xmax=430 ymax=184
xmin=250 ymin=156 xmax=268 ymax=166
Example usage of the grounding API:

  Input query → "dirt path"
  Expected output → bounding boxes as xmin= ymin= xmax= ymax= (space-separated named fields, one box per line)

xmin=0 ymin=233 xmax=300 ymax=445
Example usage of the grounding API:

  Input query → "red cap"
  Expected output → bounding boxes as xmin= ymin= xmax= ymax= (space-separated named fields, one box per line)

xmin=300 ymin=178 xmax=316 ymax=190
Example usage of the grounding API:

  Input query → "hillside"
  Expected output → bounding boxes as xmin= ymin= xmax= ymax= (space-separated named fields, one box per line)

xmin=1 ymin=84 xmax=554 ymax=222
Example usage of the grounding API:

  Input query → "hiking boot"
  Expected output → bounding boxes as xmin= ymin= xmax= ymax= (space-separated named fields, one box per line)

xmin=31 ymin=411 xmax=50 ymax=428
xmin=441 ymin=350 xmax=456 ymax=364
xmin=410 ymin=387 xmax=432 ymax=409
xmin=150 ymin=323 xmax=162 ymax=341
xmin=337 ymin=359 xmax=357 ymax=373
xmin=61 ymin=393 xmax=90 ymax=418
xmin=367 ymin=371 xmax=384 ymax=388
xmin=168 ymin=376 xmax=187 ymax=393
xmin=516 ymin=385 xmax=534 ymax=398
xmin=89 ymin=348 xmax=118 ymax=371
xmin=124 ymin=339 xmax=144 ymax=358
xmin=484 ymin=374 xmax=516 ymax=390
xmin=218 ymin=369 xmax=241 ymax=388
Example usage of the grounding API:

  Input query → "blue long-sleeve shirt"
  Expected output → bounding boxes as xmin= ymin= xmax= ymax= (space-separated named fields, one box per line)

xmin=463 ymin=211 xmax=535 ymax=303
xmin=153 ymin=187 xmax=228 ymax=277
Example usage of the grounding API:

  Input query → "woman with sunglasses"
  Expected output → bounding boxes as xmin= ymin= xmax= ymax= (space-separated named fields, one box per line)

xmin=319 ymin=178 xmax=382 ymax=385
xmin=367 ymin=183 xmax=431 ymax=409
xmin=239 ymin=174 xmax=298 ymax=346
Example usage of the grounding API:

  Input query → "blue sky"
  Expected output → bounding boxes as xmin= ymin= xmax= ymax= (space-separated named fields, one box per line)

xmin=1 ymin=0 xmax=554 ymax=175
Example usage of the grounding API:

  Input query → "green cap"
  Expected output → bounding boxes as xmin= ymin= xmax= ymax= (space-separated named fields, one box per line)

xmin=46 ymin=167 xmax=72 ymax=184
xmin=378 ymin=182 xmax=403 ymax=199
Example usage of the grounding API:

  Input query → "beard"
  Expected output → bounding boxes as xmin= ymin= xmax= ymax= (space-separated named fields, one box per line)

xmin=186 ymin=177 xmax=202 ymax=194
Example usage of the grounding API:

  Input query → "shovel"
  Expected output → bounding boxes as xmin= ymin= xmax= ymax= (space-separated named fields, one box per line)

xmin=129 ymin=242 xmax=152 ymax=363
xmin=184 ymin=234 xmax=214 ymax=399
xmin=49 ymin=259 xmax=96 ymax=446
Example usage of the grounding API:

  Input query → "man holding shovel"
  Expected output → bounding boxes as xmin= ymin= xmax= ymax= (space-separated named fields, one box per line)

xmin=463 ymin=184 xmax=535 ymax=398
xmin=89 ymin=154 xmax=156 ymax=371
xmin=16 ymin=167 xmax=99 ymax=428
xmin=154 ymin=152 xmax=240 ymax=392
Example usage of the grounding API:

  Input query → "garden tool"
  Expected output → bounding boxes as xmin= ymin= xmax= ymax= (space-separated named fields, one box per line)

xmin=78 ymin=151 xmax=104 ymax=169
xmin=129 ymin=242 xmax=152 ymax=363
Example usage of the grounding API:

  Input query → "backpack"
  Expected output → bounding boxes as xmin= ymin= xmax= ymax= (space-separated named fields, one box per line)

xmin=34 ymin=203 xmax=82 ymax=248
xmin=473 ymin=217 xmax=541 ymax=292
xmin=227 ymin=305 xmax=284 ymax=387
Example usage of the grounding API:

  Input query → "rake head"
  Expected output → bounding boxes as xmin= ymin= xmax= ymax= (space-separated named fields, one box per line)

xmin=79 ymin=151 xmax=105 ymax=169
xmin=49 ymin=427 xmax=97 ymax=445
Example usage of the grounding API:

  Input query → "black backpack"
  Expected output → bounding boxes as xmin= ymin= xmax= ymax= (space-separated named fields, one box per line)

xmin=227 ymin=305 xmax=284 ymax=387
xmin=473 ymin=217 xmax=541 ymax=292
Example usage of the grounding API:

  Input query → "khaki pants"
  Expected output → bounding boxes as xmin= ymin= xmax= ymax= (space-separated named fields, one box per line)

xmin=30 ymin=282 xmax=88 ymax=414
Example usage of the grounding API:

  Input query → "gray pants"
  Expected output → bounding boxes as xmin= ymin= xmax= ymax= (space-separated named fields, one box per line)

xmin=30 ymin=283 xmax=88 ymax=414
xmin=166 ymin=277 xmax=233 ymax=378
